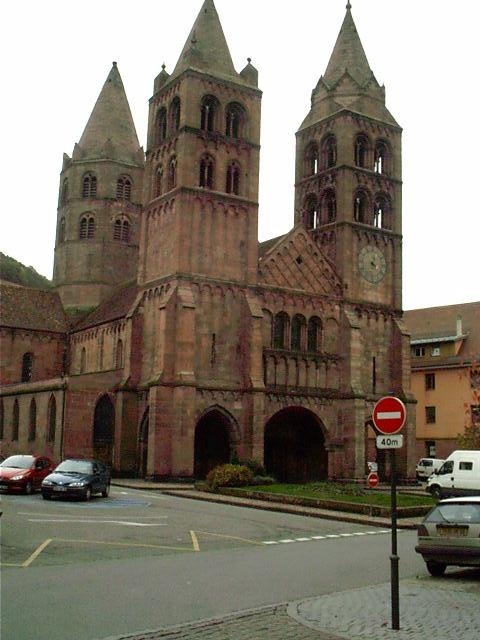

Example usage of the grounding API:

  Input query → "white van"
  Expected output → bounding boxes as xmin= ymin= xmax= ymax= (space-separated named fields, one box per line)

xmin=427 ymin=450 xmax=480 ymax=499
xmin=415 ymin=458 xmax=444 ymax=481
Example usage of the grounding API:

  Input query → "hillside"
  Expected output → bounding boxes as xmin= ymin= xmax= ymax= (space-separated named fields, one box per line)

xmin=0 ymin=253 xmax=52 ymax=289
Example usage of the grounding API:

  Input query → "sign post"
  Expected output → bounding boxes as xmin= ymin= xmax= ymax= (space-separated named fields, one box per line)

xmin=372 ymin=396 xmax=406 ymax=632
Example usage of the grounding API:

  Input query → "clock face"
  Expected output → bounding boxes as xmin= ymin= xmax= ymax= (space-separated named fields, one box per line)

xmin=358 ymin=245 xmax=387 ymax=284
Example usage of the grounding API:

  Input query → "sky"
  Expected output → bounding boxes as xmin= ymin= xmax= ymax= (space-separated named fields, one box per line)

xmin=2 ymin=0 xmax=478 ymax=311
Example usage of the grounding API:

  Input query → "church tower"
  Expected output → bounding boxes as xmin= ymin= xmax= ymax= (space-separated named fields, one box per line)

xmin=139 ymin=0 xmax=261 ymax=287
xmin=53 ymin=63 xmax=144 ymax=311
xmin=294 ymin=3 xmax=402 ymax=310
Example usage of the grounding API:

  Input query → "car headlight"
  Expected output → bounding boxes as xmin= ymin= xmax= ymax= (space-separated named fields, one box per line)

xmin=42 ymin=480 xmax=53 ymax=486
xmin=11 ymin=474 xmax=26 ymax=481
xmin=69 ymin=481 xmax=86 ymax=487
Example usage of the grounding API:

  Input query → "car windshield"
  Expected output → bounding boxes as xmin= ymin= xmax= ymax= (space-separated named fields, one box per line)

xmin=55 ymin=460 xmax=93 ymax=474
xmin=426 ymin=503 xmax=480 ymax=524
xmin=0 ymin=455 xmax=34 ymax=469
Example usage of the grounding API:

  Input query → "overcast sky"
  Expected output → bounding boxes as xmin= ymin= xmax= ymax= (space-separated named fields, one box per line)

xmin=2 ymin=0 xmax=478 ymax=310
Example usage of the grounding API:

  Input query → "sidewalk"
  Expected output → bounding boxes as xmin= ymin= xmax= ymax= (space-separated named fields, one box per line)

xmin=106 ymin=480 xmax=480 ymax=639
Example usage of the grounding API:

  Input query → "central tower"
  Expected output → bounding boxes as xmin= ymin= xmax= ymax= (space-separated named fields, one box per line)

xmin=139 ymin=0 xmax=261 ymax=287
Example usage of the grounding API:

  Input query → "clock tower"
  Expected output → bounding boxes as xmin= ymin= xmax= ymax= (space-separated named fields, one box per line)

xmin=294 ymin=3 xmax=402 ymax=309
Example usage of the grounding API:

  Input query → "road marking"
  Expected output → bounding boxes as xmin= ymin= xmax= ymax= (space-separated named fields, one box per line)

xmin=190 ymin=530 xmax=200 ymax=551
xmin=193 ymin=530 xmax=263 ymax=546
xmin=27 ymin=518 xmax=167 ymax=526
xmin=262 ymin=530 xmax=390 ymax=545
xmin=54 ymin=537 xmax=191 ymax=552
xmin=22 ymin=539 xmax=52 ymax=567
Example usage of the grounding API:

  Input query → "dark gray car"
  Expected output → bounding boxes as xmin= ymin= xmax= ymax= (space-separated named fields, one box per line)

xmin=41 ymin=459 xmax=110 ymax=501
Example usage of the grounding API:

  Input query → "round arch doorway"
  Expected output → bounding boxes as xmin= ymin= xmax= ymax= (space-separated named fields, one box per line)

xmin=264 ymin=407 xmax=327 ymax=482
xmin=93 ymin=394 xmax=115 ymax=466
xmin=194 ymin=409 xmax=233 ymax=479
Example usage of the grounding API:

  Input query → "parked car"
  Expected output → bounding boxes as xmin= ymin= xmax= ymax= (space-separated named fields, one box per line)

xmin=41 ymin=458 xmax=111 ymax=500
xmin=0 ymin=455 xmax=55 ymax=494
xmin=427 ymin=450 xmax=480 ymax=499
xmin=416 ymin=457 xmax=444 ymax=481
xmin=415 ymin=496 xmax=480 ymax=576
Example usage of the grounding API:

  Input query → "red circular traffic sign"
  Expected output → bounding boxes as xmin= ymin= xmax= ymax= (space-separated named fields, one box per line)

xmin=367 ymin=472 xmax=379 ymax=488
xmin=372 ymin=396 xmax=406 ymax=435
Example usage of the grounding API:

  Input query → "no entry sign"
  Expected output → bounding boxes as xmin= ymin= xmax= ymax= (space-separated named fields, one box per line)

xmin=367 ymin=472 xmax=379 ymax=488
xmin=372 ymin=396 xmax=406 ymax=435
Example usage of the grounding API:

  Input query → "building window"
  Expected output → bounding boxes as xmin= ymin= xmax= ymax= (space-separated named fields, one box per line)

xmin=58 ymin=217 xmax=66 ymax=243
xmin=304 ymin=194 xmax=319 ymax=229
xmin=154 ymin=166 xmax=163 ymax=198
xmin=82 ymin=173 xmax=97 ymax=198
xmin=113 ymin=217 xmax=130 ymax=242
xmin=273 ymin=312 xmax=289 ymax=349
xmin=354 ymin=134 xmax=369 ymax=168
xmin=414 ymin=346 xmax=425 ymax=357
xmin=307 ymin=316 xmax=322 ymax=352
xmin=431 ymin=347 xmax=440 ymax=356
xmin=115 ymin=339 xmax=123 ymax=369
xmin=373 ymin=194 xmax=389 ymax=229
xmin=226 ymin=162 xmax=240 ymax=195
xmin=425 ymin=406 xmax=436 ymax=424
xmin=116 ymin=176 xmax=132 ymax=200
xmin=61 ymin=179 xmax=69 ymax=206
xmin=374 ymin=140 xmax=389 ymax=174
xmin=156 ymin=107 xmax=167 ymax=144
xmin=79 ymin=214 xmax=95 ymax=239
xmin=28 ymin=398 xmax=37 ymax=441
xmin=225 ymin=102 xmax=244 ymax=138
xmin=322 ymin=134 xmax=336 ymax=169
xmin=167 ymin=156 xmax=177 ymax=190
xmin=199 ymin=155 xmax=215 ymax=189
xmin=425 ymin=373 xmax=436 ymax=390
xmin=200 ymin=95 xmax=218 ymax=132
xmin=12 ymin=399 xmax=19 ymax=441
xmin=354 ymin=191 xmax=369 ymax=223
xmin=47 ymin=395 xmax=56 ymax=443
xmin=304 ymin=142 xmax=319 ymax=177
xmin=425 ymin=440 xmax=436 ymax=457
xmin=169 ymin=97 xmax=181 ymax=133
xmin=21 ymin=352 xmax=34 ymax=382
xmin=321 ymin=189 xmax=336 ymax=223
xmin=291 ymin=314 xmax=305 ymax=351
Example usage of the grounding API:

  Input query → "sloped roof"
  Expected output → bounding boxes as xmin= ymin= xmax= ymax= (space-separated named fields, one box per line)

xmin=73 ymin=281 xmax=140 ymax=331
xmin=0 ymin=284 xmax=68 ymax=332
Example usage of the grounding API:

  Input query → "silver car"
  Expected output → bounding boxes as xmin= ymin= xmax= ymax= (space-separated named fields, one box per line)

xmin=415 ymin=496 xmax=480 ymax=576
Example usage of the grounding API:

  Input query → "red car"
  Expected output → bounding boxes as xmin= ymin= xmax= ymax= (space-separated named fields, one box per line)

xmin=0 ymin=455 xmax=55 ymax=494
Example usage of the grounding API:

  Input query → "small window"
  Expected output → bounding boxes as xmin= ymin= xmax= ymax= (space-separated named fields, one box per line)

xmin=47 ymin=395 xmax=56 ymax=443
xmin=273 ymin=312 xmax=289 ymax=349
xmin=304 ymin=142 xmax=319 ymax=177
xmin=425 ymin=373 xmax=435 ymax=390
xmin=374 ymin=140 xmax=389 ymax=174
xmin=431 ymin=347 xmax=440 ymax=357
xmin=200 ymin=95 xmax=218 ymax=132
xmin=199 ymin=155 xmax=215 ymax=189
xmin=169 ymin=97 xmax=180 ymax=133
xmin=156 ymin=107 xmax=167 ymax=144
xmin=321 ymin=189 xmax=336 ymax=223
xmin=113 ymin=217 xmax=130 ymax=242
xmin=321 ymin=134 xmax=336 ymax=169
xmin=22 ymin=352 xmax=34 ymax=382
xmin=115 ymin=339 xmax=123 ymax=369
xmin=225 ymin=102 xmax=245 ymax=138
xmin=82 ymin=173 xmax=97 ymax=198
xmin=354 ymin=134 xmax=369 ymax=168
xmin=154 ymin=166 xmax=163 ymax=198
xmin=291 ymin=315 xmax=305 ymax=351
xmin=28 ymin=398 xmax=37 ymax=441
xmin=167 ymin=156 xmax=177 ymax=190
xmin=459 ymin=461 xmax=473 ymax=471
xmin=116 ymin=177 xmax=132 ymax=201
xmin=354 ymin=191 xmax=369 ymax=223
xmin=425 ymin=406 xmax=436 ymax=424
xmin=58 ymin=218 xmax=66 ymax=244
xmin=12 ymin=400 xmax=19 ymax=441
xmin=414 ymin=347 xmax=426 ymax=357
xmin=307 ymin=317 xmax=322 ymax=352
xmin=80 ymin=348 xmax=86 ymax=374
xmin=79 ymin=215 xmax=95 ymax=239
xmin=226 ymin=162 xmax=240 ymax=195
xmin=61 ymin=179 xmax=69 ymax=206
xmin=304 ymin=194 xmax=319 ymax=229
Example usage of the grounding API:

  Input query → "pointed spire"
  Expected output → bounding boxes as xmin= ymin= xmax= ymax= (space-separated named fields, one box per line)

xmin=323 ymin=3 xmax=374 ymax=88
xmin=75 ymin=62 xmax=142 ymax=164
xmin=170 ymin=0 xmax=239 ymax=82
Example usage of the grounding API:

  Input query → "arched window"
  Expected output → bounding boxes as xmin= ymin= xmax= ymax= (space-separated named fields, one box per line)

xmin=0 ymin=399 xmax=4 ymax=440
xmin=154 ymin=166 xmax=163 ymax=198
xmin=116 ymin=176 xmax=132 ymax=200
xmin=79 ymin=214 xmax=95 ymax=239
xmin=22 ymin=352 xmax=33 ymax=382
xmin=156 ymin=107 xmax=167 ymax=144
xmin=304 ymin=194 xmax=319 ymax=229
xmin=226 ymin=162 xmax=240 ymax=194
xmin=61 ymin=179 xmax=69 ymax=206
xmin=225 ymin=102 xmax=244 ymax=138
xmin=373 ymin=194 xmax=391 ymax=229
xmin=273 ymin=312 xmax=289 ymax=349
xmin=82 ymin=173 xmax=97 ymax=198
xmin=167 ymin=156 xmax=177 ymax=190
xmin=28 ymin=398 xmax=36 ymax=441
xmin=199 ymin=155 xmax=215 ymax=189
xmin=354 ymin=190 xmax=369 ymax=223
xmin=304 ymin=142 xmax=319 ymax=177
xmin=113 ymin=217 xmax=130 ymax=242
xmin=200 ymin=95 xmax=218 ymax=132
xmin=115 ymin=339 xmax=123 ymax=369
xmin=354 ymin=134 xmax=369 ymax=168
xmin=307 ymin=316 xmax=322 ymax=352
xmin=80 ymin=348 xmax=86 ymax=374
xmin=58 ymin=218 xmax=66 ymax=243
xmin=322 ymin=134 xmax=337 ymax=169
xmin=47 ymin=395 xmax=56 ymax=443
xmin=12 ymin=399 xmax=19 ymax=441
xmin=291 ymin=314 xmax=306 ymax=351
xmin=374 ymin=140 xmax=389 ymax=174
xmin=169 ymin=97 xmax=181 ymax=133
xmin=321 ymin=189 xmax=336 ymax=223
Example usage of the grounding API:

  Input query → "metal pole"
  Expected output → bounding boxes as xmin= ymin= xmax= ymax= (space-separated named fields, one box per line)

xmin=390 ymin=449 xmax=400 ymax=630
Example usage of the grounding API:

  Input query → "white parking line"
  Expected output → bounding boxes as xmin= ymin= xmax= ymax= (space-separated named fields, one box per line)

xmin=262 ymin=530 xmax=390 ymax=545
xmin=27 ymin=518 xmax=167 ymax=526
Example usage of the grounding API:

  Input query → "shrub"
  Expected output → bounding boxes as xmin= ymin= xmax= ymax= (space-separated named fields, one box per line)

xmin=206 ymin=464 xmax=254 ymax=490
xmin=244 ymin=459 xmax=267 ymax=476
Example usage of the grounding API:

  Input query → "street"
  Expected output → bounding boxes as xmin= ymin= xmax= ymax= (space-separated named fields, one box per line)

xmin=2 ymin=487 xmax=425 ymax=640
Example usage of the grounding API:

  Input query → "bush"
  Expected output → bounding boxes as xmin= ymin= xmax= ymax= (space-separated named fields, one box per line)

xmin=206 ymin=464 xmax=254 ymax=490
xmin=244 ymin=459 xmax=267 ymax=476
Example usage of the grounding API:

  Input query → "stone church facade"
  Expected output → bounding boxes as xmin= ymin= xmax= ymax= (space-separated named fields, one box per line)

xmin=0 ymin=1 xmax=416 ymax=481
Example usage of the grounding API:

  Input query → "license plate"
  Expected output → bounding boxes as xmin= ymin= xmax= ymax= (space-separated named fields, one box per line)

xmin=437 ymin=525 xmax=468 ymax=537
xmin=54 ymin=486 xmax=67 ymax=492
xmin=0 ymin=484 xmax=8 ymax=490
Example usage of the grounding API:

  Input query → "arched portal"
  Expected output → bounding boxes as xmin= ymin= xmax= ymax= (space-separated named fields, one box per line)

xmin=194 ymin=409 xmax=232 ymax=479
xmin=93 ymin=394 xmax=115 ymax=466
xmin=138 ymin=408 xmax=149 ymax=478
xmin=264 ymin=407 xmax=327 ymax=482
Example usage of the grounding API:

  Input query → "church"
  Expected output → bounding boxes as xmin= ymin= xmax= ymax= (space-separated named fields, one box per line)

xmin=0 ymin=0 xmax=416 ymax=481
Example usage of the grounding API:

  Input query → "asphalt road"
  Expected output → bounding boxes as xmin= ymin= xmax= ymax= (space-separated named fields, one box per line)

xmin=1 ymin=487 xmax=426 ymax=640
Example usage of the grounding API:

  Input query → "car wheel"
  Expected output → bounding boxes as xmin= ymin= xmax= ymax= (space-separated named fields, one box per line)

xmin=83 ymin=486 xmax=92 ymax=501
xmin=429 ymin=485 xmax=442 ymax=500
xmin=426 ymin=560 xmax=446 ymax=577
xmin=101 ymin=483 xmax=110 ymax=498
xmin=24 ymin=481 xmax=33 ymax=495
